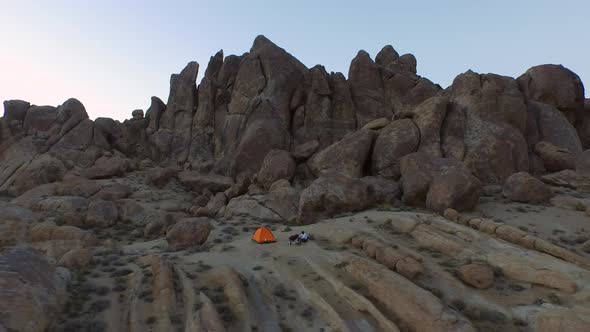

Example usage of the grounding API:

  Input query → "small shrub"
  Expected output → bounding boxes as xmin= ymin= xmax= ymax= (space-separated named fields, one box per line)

xmin=547 ymin=292 xmax=561 ymax=305
xmin=146 ymin=316 xmax=157 ymax=325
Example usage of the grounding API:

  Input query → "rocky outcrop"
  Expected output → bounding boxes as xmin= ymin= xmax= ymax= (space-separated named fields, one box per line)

xmin=534 ymin=141 xmax=576 ymax=171
xmin=0 ymin=202 xmax=37 ymax=247
xmin=257 ymin=149 xmax=296 ymax=189
xmin=371 ymin=119 xmax=419 ymax=179
xmin=166 ymin=217 xmax=211 ymax=250
xmin=178 ymin=171 xmax=234 ymax=193
xmin=0 ymin=247 xmax=68 ymax=332
xmin=518 ymin=64 xmax=585 ymax=124
xmin=308 ymin=129 xmax=374 ymax=178
xmin=400 ymin=152 xmax=481 ymax=212
xmin=456 ymin=264 xmax=494 ymax=289
xmin=447 ymin=70 xmax=529 ymax=184
xmin=503 ymin=172 xmax=552 ymax=203
xmin=297 ymin=173 xmax=371 ymax=224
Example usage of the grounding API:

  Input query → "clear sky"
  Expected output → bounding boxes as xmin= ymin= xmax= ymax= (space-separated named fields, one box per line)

xmin=1 ymin=0 xmax=588 ymax=121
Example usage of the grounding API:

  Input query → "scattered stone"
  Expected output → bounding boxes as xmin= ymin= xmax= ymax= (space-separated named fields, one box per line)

xmin=456 ymin=264 xmax=494 ymax=289
xmin=503 ymin=172 xmax=552 ymax=203
xmin=166 ymin=217 xmax=212 ymax=250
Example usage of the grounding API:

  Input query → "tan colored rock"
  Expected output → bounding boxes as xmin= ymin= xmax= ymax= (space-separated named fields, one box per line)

xmin=443 ymin=208 xmax=459 ymax=221
xmin=34 ymin=196 xmax=88 ymax=226
xmin=257 ymin=149 xmax=296 ymax=189
xmin=518 ymin=64 xmax=585 ymax=121
xmin=488 ymin=254 xmax=577 ymax=293
xmin=340 ymin=253 xmax=474 ymax=332
xmin=0 ymin=202 xmax=37 ymax=247
xmin=576 ymin=148 xmax=590 ymax=192
xmin=85 ymin=199 xmax=118 ymax=227
xmin=191 ymin=192 xmax=226 ymax=218
xmin=371 ymin=119 xmax=419 ymax=179
xmin=411 ymin=224 xmax=463 ymax=255
xmin=166 ymin=217 xmax=211 ymax=250
xmin=55 ymin=176 xmax=101 ymax=197
xmin=360 ymin=176 xmax=401 ymax=205
xmin=400 ymin=152 xmax=481 ymax=212
xmin=148 ymin=167 xmax=176 ymax=187
xmin=540 ymin=169 xmax=578 ymax=189
xmin=308 ymin=129 xmax=375 ymax=178
xmin=91 ymin=183 xmax=131 ymax=201
xmin=503 ymin=172 xmax=552 ymax=203
xmin=0 ymin=247 xmax=68 ymax=332
xmin=291 ymin=140 xmax=320 ymax=161
xmin=82 ymin=155 xmax=131 ymax=179
xmin=297 ymin=173 xmax=370 ymax=224
xmin=178 ymin=171 xmax=234 ymax=193
xmin=535 ymin=141 xmax=576 ymax=171
xmin=185 ymin=293 xmax=227 ymax=332
xmin=361 ymin=117 xmax=390 ymax=130
xmin=456 ymin=264 xmax=494 ymax=289
xmin=11 ymin=155 xmax=66 ymax=195
xmin=58 ymin=248 xmax=92 ymax=268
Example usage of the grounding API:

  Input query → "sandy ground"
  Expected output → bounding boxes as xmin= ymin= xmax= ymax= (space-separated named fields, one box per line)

xmin=52 ymin=188 xmax=590 ymax=332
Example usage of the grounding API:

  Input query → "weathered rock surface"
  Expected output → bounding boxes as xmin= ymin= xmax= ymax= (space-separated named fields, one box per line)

xmin=401 ymin=152 xmax=481 ymax=212
xmin=166 ymin=217 xmax=211 ymax=249
xmin=297 ymin=173 xmax=370 ymax=224
xmin=0 ymin=247 xmax=68 ymax=332
xmin=534 ymin=141 xmax=576 ymax=171
xmin=371 ymin=119 xmax=419 ymax=179
xmin=503 ymin=172 xmax=552 ymax=203
xmin=178 ymin=171 xmax=234 ymax=193
xmin=456 ymin=264 xmax=494 ymax=289
xmin=308 ymin=130 xmax=374 ymax=178
xmin=257 ymin=149 xmax=295 ymax=189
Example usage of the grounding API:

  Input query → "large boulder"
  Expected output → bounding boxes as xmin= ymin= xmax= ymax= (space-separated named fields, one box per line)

xmin=55 ymin=176 xmax=102 ymax=198
xmin=0 ymin=202 xmax=37 ymax=247
xmin=82 ymin=155 xmax=131 ymax=179
xmin=257 ymin=150 xmax=296 ymax=189
xmin=191 ymin=192 xmax=226 ymax=217
xmin=576 ymin=149 xmax=590 ymax=193
xmin=456 ymin=264 xmax=494 ymax=289
xmin=308 ymin=129 xmax=375 ymax=178
xmin=0 ymin=247 xmax=68 ymax=332
xmin=534 ymin=141 xmax=576 ymax=171
xmin=297 ymin=173 xmax=371 ymax=224
xmin=166 ymin=217 xmax=212 ymax=250
xmin=11 ymin=155 xmax=66 ymax=195
xmin=85 ymin=200 xmax=118 ymax=228
xmin=360 ymin=176 xmax=401 ymax=205
xmin=371 ymin=119 xmax=420 ymax=179
xmin=178 ymin=171 xmax=234 ymax=193
xmin=518 ymin=64 xmax=585 ymax=123
xmin=348 ymin=50 xmax=390 ymax=126
xmin=525 ymin=101 xmax=582 ymax=155
xmin=261 ymin=179 xmax=301 ymax=223
xmin=448 ymin=70 xmax=529 ymax=184
xmin=400 ymin=152 xmax=481 ymax=212
xmin=426 ymin=170 xmax=482 ymax=213
xmin=34 ymin=196 xmax=88 ymax=226
xmin=503 ymin=172 xmax=552 ymax=203
xmin=157 ymin=61 xmax=200 ymax=163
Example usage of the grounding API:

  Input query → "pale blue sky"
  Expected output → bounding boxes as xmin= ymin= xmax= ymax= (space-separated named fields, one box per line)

xmin=1 ymin=0 xmax=588 ymax=121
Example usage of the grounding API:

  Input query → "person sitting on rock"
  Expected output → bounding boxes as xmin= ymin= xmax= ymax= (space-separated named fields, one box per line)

xmin=297 ymin=231 xmax=309 ymax=244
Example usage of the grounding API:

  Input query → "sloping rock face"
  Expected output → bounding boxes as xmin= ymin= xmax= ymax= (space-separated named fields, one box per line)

xmin=0 ymin=247 xmax=68 ymax=332
xmin=0 ymin=34 xmax=588 ymax=219
xmin=446 ymin=71 xmax=529 ymax=184
xmin=400 ymin=152 xmax=481 ymax=212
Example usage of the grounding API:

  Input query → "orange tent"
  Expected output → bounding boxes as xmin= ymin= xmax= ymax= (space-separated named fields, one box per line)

xmin=252 ymin=227 xmax=276 ymax=244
